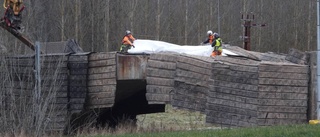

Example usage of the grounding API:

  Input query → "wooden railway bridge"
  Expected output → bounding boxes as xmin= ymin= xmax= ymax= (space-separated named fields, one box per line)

xmin=0 ymin=45 xmax=316 ymax=133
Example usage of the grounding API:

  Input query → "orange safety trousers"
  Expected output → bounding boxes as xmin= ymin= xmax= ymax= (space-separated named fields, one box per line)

xmin=211 ymin=51 xmax=222 ymax=57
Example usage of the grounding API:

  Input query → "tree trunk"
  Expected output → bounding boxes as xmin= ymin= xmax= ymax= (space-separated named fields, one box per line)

xmin=75 ymin=0 xmax=81 ymax=41
xmin=185 ymin=1 xmax=188 ymax=45
xmin=61 ymin=0 xmax=65 ymax=41
xmin=156 ymin=0 xmax=161 ymax=40
xmin=91 ymin=0 xmax=94 ymax=51
xmin=105 ymin=0 xmax=110 ymax=51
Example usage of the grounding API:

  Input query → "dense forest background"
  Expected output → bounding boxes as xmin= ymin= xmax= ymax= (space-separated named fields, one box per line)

xmin=0 ymin=0 xmax=316 ymax=54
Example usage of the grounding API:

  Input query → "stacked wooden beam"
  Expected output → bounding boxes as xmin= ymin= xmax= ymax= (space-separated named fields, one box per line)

xmin=257 ymin=62 xmax=308 ymax=126
xmin=285 ymin=48 xmax=309 ymax=65
xmin=206 ymin=56 xmax=260 ymax=127
xmin=87 ymin=52 xmax=116 ymax=109
xmin=146 ymin=53 xmax=177 ymax=104
xmin=308 ymin=51 xmax=317 ymax=120
xmin=38 ymin=55 xmax=69 ymax=131
xmin=1 ymin=56 xmax=36 ymax=126
xmin=68 ymin=54 xmax=89 ymax=114
xmin=172 ymin=55 xmax=214 ymax=113
xmin=0 ymin=55 xmax=71 ymax=131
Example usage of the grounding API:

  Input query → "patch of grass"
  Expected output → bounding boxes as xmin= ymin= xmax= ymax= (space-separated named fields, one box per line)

xmin=89 ymin=124 xmax=320 ymax=137
xmin=77 ymin=105 xmax=320 ymax=137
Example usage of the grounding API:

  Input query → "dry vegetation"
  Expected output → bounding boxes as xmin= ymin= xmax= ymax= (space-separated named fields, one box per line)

xmin=0 ymin=54 xmax=68 ymax=137
xmin=72 ymin=105 xmax=219 ymax=137
xmin=136 ymin=105 xmax=215 ymax=132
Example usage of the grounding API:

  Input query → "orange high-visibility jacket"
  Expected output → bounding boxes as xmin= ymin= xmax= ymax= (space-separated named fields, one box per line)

xmin=122 ymin=35 xmax=135 ymax=46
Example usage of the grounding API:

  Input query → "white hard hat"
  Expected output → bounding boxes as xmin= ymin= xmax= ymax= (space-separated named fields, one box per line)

xmin=126 ymin=30 xmax=131 ymax=35
xmin=207 ymin=30 xmax=213 ymax=36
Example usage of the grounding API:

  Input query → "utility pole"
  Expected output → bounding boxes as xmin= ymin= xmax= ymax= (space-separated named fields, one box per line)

xmin=316 ymin=0 xmax=320 ymax=120
xmin=241 ymin=13 xmax=266 ymax=51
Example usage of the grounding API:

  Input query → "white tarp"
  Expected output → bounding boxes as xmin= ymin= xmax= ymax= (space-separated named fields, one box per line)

xmin=129 ymin=39 xmax=237 ymax=57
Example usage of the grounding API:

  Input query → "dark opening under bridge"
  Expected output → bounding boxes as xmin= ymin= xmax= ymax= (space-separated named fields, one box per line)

xmin=0 ymin=46 xmax=316 ymax=133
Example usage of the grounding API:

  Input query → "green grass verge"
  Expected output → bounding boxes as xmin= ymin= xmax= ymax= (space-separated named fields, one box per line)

xmin=76 ymin=105 xmax=319 ymax=137
xmin=90 ymin=124 xmax=320 ymax=137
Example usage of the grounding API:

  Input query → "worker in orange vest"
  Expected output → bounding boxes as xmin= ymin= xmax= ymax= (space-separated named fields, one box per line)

xmin=120 ymin=30 xmax=136 ymax=53
xmin=211 ymin=32 xmax=223 ymax=57
xmin=201 ymin=30 xmax=214 ymax=45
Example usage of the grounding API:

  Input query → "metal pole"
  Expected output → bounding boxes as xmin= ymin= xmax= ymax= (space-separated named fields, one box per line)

xmin=35 ymin=41 xmax=41 ymax=107
xmin=316 ymin=0 xmax=320 ymax=120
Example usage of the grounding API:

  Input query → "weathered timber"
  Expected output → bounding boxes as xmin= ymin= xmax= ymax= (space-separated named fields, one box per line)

xmin=259 ymin=72 xmax=308 ymax=79
xmin=258 ymin=112 xmax=306 ymax=119
xmin=88 ymin=85 xmax=116 ymax=93
xmin=308 ymin=51 xmax=317 ymax=120
xmin=206 ymin=98 xmax=258 ymax=110
xmin=174 ymin=81 xmax=208 ymax=94
xmin=87 ymin=92 xmax=115 ymax=98
xmin=69 ymin=69 xmax=88 ymax=75
xmin=147 ymin=60 xmax=176 ymax=69
xmin=257 ymin=106 xmax=307 ymax=113
xmin=172 ymin=99 xmax=206 ymax=112
xmin=205 ymin=111 xmax=257 ymax=126
xmin=89 ymin=52 xmax=116 ymax=61
xmin=180 ymin=54 xmax=214 ymax=64
xmin=259 ymin=63 xmax=308 ymax=73
xmin=206 ymin=103 xmax=257 ymax=116
xmin=257 ymin=119 xmax=306 ymax=126
xmin=87 ymin=97 xmax=114 ymax=109
xmin=88 ymin=66 xmax=116 ymax=74
xmin=206 ymin=116 xmax=256 ymax=127
xmin=285 ymin=48 xmax=308 ymax=65
xmin=258 ymin=85 xmax=308 ymax=93
xmin=69 ymin=75 xmax=87 ymax=80
xmin=88 ymin=72 xmax=116 ymax=80
xmin=258 ymin=92 xmax=307 ymax=100
xmin=212 ymin=62 xmax=259 ymax=73
xmin=176 ymin=62 xmax=211 ymax=75
xmin=176 ymin=69 xmax=210 ymax=81
xmin=146 ymin=93 xmax=170 ymax=103
xmin=70 ymin=104 xmax=85 ymax=111
xmin=89 ymin=59 xmax=116 ymax=67
xmin=54 ymin=98 xmax=69 ymax=104
xmin=146 ymin=77 xmax=174 ymax=86
xmin=215 ymin=56 xmax=260 ymax=66
xmin=175 ymin=77 xmax=210 ymax=87
xmin=212 ymin=68 xmax=259 ymax=79
xmin=69 ymin=91 xmax=86 ymax=98
xmin=207 ymin=92 xmax=258 ymax=104
xmin=213 ymin=81 xmax=259 ymax=91
xmin=146 ymin=85 xmax=174 ymax=94
xmin=88 ymin=79 xmax=116 ymax=86
xmin=258 ymin=99 xmax=307 ymax=106
xmin=178 ymin=55 xmax=212 ymax=68
xmin=147 ymin=68 xmax=176 ymax=78
xmin=214 ymin=74 xmax=258 ymax=85
xmin=68 ymin=55 xmax=88 ymax=62
xmin=68 ymin=63 xmax=88 ymax=69
xmin=210 ymin=86 xmax=259 ymax=98
xmin=69 ymin=80 xmax=87 ymax=87
xmin=70 ymin=98 xmax=86 ymax=104
xmin=149 ymin=53 xmax=178 ymax=62
xmin=258 ymin=78 xmax=308 ymax=86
